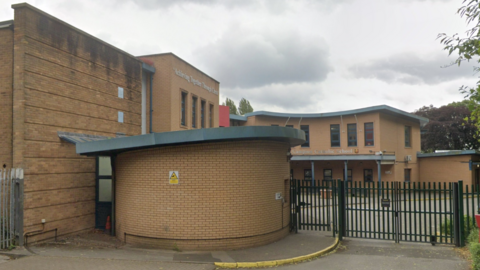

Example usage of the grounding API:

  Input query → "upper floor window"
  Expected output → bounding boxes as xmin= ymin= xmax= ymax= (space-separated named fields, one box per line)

xmin=330 ymin=124 xmax=340 ymax=147
xmin=364 ymin=122 xmax=374 ymax=146
xmin=300 ymin=125 xmax=309 ymax=147
xmin=192 ymin=96 xmax=197 ymax=128
xmin=405 ymin=126 xmax=411 ymax=147
xmin=181 ymin=92 xmax=187 ymax=126
xmin=324 ymin=169 xmax=332 ymax=181
xmin=286 ymin=125 xmax=294 ymax=128
xmin=271 ymin=124 xmax=279 ymax=126
xmin=201 ymin=100 xmax=206 ymax=128
xmin=347 ymin=124 xmax=357 ymax=146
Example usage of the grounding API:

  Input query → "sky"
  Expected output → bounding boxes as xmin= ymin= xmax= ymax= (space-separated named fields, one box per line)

xmin=0 ymin=0 xmax=477 ymax=114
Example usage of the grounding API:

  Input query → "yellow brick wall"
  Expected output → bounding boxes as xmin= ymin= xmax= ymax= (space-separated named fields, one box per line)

xmin=0 ymin=27 xmax=13 ymax=168
xmin=115 ymin=140 xmax=290 ymax=250
xmin=418 ymin=155 xmax=475 ymax=185
xmin=141 ymin=53 xmax=219 ymax=133
xmin=12 ymin=4 xmax=142 ymax=240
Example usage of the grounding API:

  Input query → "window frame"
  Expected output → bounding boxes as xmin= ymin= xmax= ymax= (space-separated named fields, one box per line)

xmin=209 ymin=103 xmax=214 ymax=128
xmin=347 ymin=123 xmax=357 ymax=147
xmin=201 ymin=100 xmax=206 ymax=128
xmin=405 ymin=126 xmax=411 ymax=148
xmin=404 ymin=169 xmax=411 ymax=182
xmin=344 ymin=169 xmax=352 ymax=181
xmin=304 ymin=169 xmax=312 ymax=181
xmin=364 ymin=169 xmax=373 ymax=182
xmin=330 ymin=124 xmax=340 ymax=147
xmin=300 ymin=125 xmax=310 ymax=148
xmin=181 ymin=91 xmax=188 ymax=126
xmin=324 ymin=169 xmax=332 ymax=181
xmin=192 ymin=96 xmax=197 ymax=128
xmin=364 ymin=122 xmax=374 ymax=146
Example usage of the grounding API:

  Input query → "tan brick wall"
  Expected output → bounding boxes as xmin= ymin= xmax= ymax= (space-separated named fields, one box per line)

xmin=141 ymin=53 xmax=219 ymax=133
xmin=12 ymin=4 xmax=142 ymax=240
xmin=418 ymin=155 xmax=474 ymax=185
xmin=0 ymin=27 xmax=13 ymax=168
xmin=115 ymin=140 xmax=290 ymax=250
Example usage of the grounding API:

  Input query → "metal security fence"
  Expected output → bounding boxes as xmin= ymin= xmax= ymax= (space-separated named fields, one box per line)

xmin=464 ymin=184 xmax=480 ymax=235
xmin=0 ymin=168 xmax=24 ymax=249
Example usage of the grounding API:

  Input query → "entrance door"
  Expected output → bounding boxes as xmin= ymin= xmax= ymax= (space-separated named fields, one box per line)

xmin=95 ymin=156 xmax=112 ymax=229
xmin=476 ymin=168 xmax=480 ymax=192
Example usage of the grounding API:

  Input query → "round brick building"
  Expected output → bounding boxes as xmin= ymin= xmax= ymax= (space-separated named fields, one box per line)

xmin=77 ymin=126 xmax=304 ymax=250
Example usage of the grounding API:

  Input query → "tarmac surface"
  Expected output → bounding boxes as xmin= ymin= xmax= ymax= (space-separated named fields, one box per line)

xmin=0 ymin=230 xmax=470 ymax=269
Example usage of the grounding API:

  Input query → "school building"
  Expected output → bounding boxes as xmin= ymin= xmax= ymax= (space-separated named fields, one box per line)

xmin=228 ymin=106 xmax=480 ymax=188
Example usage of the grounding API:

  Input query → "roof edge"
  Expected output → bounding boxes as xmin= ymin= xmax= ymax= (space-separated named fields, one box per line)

xmin=417 ymin=150 xmax=480 ymax=158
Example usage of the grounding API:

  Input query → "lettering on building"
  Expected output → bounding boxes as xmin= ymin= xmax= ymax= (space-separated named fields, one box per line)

xmin=174 ymin=68 xmax=219 ymax=95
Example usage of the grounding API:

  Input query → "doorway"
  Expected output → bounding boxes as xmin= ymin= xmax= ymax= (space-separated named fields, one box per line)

xmin=95 ymin=156 xmax=112 ymax=229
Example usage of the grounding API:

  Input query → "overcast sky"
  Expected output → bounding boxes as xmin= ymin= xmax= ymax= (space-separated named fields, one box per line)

xmin=0 ymin=0 xmax=477 ymax=113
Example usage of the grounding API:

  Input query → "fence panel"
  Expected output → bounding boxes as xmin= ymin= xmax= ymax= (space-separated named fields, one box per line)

xmin=0 ymin=168 xmax=23 ymax=249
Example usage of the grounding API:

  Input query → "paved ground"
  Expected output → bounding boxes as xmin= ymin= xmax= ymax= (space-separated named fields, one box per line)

xmin=0 ymin=230 xmax=470 ymax=270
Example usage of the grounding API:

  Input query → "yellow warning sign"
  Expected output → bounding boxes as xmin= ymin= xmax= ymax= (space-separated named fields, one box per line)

xmin=169 ymin=171 xmax=179 ymax=184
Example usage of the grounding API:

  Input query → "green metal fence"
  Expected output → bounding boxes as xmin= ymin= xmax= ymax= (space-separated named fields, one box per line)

xmin=463 ymin=184 xmax=479 ymax=236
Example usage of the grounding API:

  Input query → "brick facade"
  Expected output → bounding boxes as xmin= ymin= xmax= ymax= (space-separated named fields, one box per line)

xmin=10 ymin=3 xmax=142 ymax=241
xmin=115 ymin=140 xmax=290 ymax=250
xmin=0 ymin=26 xmax=13 ymax=168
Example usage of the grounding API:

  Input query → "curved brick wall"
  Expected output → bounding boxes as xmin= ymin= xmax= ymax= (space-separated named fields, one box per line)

xmin=115 ymin=140 xmax=291 ymax=250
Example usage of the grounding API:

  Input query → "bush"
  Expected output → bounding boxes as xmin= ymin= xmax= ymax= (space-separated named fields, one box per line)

xmin=468 ymin=229 xmax=480 ymax=270
xmin=440 ymin=215 xmax=476 ymax=242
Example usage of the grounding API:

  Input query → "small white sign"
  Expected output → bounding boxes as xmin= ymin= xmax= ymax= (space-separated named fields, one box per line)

xmin=169 ymin=171 xmax=179 ymax=184
xmin=275 ymin=192 xmax=282 ymax=200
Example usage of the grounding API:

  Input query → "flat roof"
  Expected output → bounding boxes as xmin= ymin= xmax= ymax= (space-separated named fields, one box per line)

xmin=0 ymin=20 xmax=13 ymax=29
xmin=291 ymin=155 xmax=396 ymax=161
xmin=243 ymin=105 xmax=429 ymax=127
xmin=76 ymin=126 xmax=305 ymax=156
xmin=417 ymin=150 xmax=480 ymax=158
xmin=229 ymin=114 xmax=248 ymax=121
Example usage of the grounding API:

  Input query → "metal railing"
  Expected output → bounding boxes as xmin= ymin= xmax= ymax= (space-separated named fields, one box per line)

xmin=0 ymin=168 xmax=24 ymax=249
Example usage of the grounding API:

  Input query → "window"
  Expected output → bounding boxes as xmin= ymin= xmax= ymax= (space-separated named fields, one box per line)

xmin=344 ymin=169 xmax=352 ymax=181
xmin=347 ymin=124 xmax=357 ymax=146
xmin=405 ymin=169 xmax=411 ymax=182
xmin=209 ymin=104 xmax=214 ymax=127
xmin=118 ymin=111 xmax=124 ymax=123
xmin=97 ymin=157 xmax=112 ymax=202
xmin=304 ymin=169 xmax=312 ymax=181
xmin=118 ymin=87 xmax=124 ymax=98
xmin=271 ymin=124 xmax=279 ymax=126
xmin=364 ymin=122 xmax=374 ymax=146
xmin=286 ymin=125 xmax=294 ymax=128
xmin=201 ymin=100 xmax=206 ymax=128
xmin=301 ymin=125 xmax=309 ymax=147
xmin=364 ymin=169 xmax=373 ymax=182
xmin=405 ymin=126 xmax=411 ymax=147
xmin=290 ymin=169 xmax=294 ymax=180
xmin=192 ymin=96 xmax=197 ymax=128
xmin=324 ymin=169 xmax=332 ymax=181
xmin=181 ymin=92 xmax=187 ymax=126
xmin=330 ymin=124 xmax=340 ymax=147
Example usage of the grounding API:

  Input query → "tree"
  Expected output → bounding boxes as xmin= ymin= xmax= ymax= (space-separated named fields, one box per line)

xmin=414 ymin=104 xmax=479 ymax=152
xmin=222 ymin=97 xmax=238 ymax=115
xmin=238 ymin=98 xmax=254 ymax=115
xmin=439 ymin=0 xmax=480 ymax=138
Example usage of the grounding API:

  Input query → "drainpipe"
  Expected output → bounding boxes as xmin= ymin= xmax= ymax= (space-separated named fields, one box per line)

xmin=149 ymin=74 xmax=153 ymax=134
xmin=311 ymin=161 xmax=315 ymax=187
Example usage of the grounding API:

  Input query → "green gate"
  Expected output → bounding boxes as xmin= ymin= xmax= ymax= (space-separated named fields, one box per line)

xmin=290 ymin=179 xmax=337 ymax=236
xmin=340 ymin=181 xmax=465 ymax=246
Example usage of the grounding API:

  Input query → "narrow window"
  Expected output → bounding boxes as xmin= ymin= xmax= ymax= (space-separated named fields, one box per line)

xmin=330 ymin=124 xmax=340 ymax=147
xmin=405 ymin=126 xmax=411 ymax=147
xmin=404 ymin=169 xmax=411 ymax=182
xmin=286 ymin=125 xmax=294 ymax=128
xmin=201 ymin=100 xmax=206 ymax=128
xmin=118 ymin=111 xmax=124 ymax=123
xmin=364 ymin=169 xmax=373 ymax=182
xmin=304 ymin=169 xmax=312 ymax=181
xmin=301 ymin=125 xmax=309 ymax=147
xmin=271 ymin=124 xmax=279 ymax=126
xmin=347 ymin=123 xmax=357 ymax=146
xmin=181 ymin=92 xmax=187 ymax=126
xmin=364 ymin=122 xmax=374 ymax=146
xmin=209 ymin=104 xmax=214 ymax=127
xmin=324 ymin=169 xmax=332 ymax=181
xmin=344 ymin=169 xmax=352 ymax=181
xmin=192 ymin=96 xmax=197 ymax=128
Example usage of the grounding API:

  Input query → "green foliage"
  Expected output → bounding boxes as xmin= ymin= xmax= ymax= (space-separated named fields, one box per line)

xmin=222 ymin=98 xmax=238 ymax=115
xmin=439 ymin=215 xmax=475 ymax=241
xmin=439 ymin=0 xmax=480 ymax=140
xmin=448 ymin=100 xmax=471 ymax=109
xmin=467 ymin=228 xmax=480 ymax=270
xmin=238 ymin=98 xmax=254 ymax=115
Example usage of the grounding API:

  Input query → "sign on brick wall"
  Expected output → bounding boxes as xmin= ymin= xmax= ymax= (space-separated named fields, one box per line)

xmin=169 ymin=171 xmax=179 ymax=184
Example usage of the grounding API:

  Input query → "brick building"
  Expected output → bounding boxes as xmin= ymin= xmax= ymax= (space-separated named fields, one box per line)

xmin=229 ymin=105 xmax=429 ymax=184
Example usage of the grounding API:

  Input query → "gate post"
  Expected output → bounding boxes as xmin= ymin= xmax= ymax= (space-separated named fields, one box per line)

xmin=337 ymin=179 xmax=345 ymax=240
xmin=453 ymin=181 xmax=465 ymax=247
xmin=14 ymin=169 xmax=24 ymax=246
